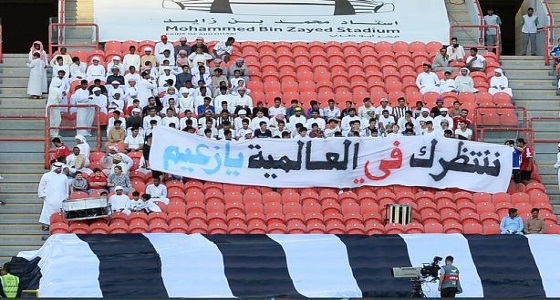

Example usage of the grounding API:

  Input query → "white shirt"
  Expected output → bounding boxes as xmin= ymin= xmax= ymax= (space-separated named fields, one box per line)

xmin=124 ymin=134 xmax=144 ymax=150
xmin=162 ymin=116 xmax=180 ymax=129
xmin=416 ymin=72 xmax=439 ymax=89
xmin=214 ymin=94 xmax=233 ymax=112
xmin=455 ymin=127 xmax=473 ymax=139
xmin=375 ymin=105 xmax=394 ymax=117
xmin=123 ymin=54 xmax=141 ymax=70
xmin=179 ymin=116 xmax=198 ymax=130
xmin=522 ymin=14 xmax=538 ymax=33
xmin=378 ymin=115 xmax=396 ymax=128
xmin=53 ymin=64 xmax=70 ymax=79
xmin=323 ymin=106 xmax=341 ymax=119
xmin=92 ymin=94 xmax=108 ymax=113
xmin=86 ymin=64 xmax=106 ymax=80
xmin=236 ymin=127 xmax=253 ymax=140
xmin=109 ymin=194 xmax=131 ymax=212
xmin=146 ymin=183 xmax=168 ymax=198
xmin=251 ymin=116 xmax=270 ymax=130
xmin=106 ymin=62 xmax=125 ymax=76
xmin=288 ymin=115 xmax=307 ymax=131
xmin=70 ymin=62 xmax=87 ymax=80
xmin=306 ymin=117 xmax=326 ymax=130
xmin=232 ymin=94 xmax=253 ymax=108
xmin=466 ymin=55 xmax=486 ymax=69
xmin=214 ymin=41 xmax=234 ymax=56
xmin=143 ymin=115 xmax=162 ymax=129
xmin=484 ymin=14 xmax=501 ymax=34
xmin=269 ymin=106 xmax=287 ymax=118
xmin=341 ymin=115 xmax=361 ymax=131
xmin=188 ymin=52 xmax=213 ymax=66
xmin=155 ymin=41 xmax=174 ymax=55
xmin=358 ymin=105 xmax=376 ymax=119
xmin=107 ymin=116 xmax=127 ymax=135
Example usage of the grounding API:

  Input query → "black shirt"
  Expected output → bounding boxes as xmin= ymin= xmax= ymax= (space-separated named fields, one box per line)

xmin=253 ymin=129 xmax=272 ymax=138
xmin=106 ymin=75 xmax=125 ymax=86
xmin=190 ymin=44 xmax=209 ymax=54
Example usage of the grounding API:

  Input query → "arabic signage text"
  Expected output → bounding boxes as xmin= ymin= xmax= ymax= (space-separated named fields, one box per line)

xmin=150 ymin=127 xmax=513 ymax=193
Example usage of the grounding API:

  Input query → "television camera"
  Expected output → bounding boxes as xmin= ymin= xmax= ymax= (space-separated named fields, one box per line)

xmin=391 ymin=256 xmax=442 ymax=298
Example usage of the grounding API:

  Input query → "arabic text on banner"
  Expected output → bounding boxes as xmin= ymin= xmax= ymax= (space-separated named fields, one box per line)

xmin=149 ymin=126 xmax=513 ymax=193
xmin=92 ymin=0 xmax=449 ymax=42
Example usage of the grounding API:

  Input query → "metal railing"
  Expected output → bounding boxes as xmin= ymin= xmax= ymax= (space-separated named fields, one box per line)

xmin=473 ymin=106 xmax=528 ymax=141
xmin=476 ymin=127 xmax=534 ymax=147
xmin=544 ymin=25 xmax=560 ymax=66
xmin=45 ymin=104 xmax=102 ymax=168
xmin=529 ymin=116 xmax=560 ymax=144
xmin=473 ymin=0 xmax=484 ymax=26
xmin=449 ymin=25 xmax=501 ymax=61
xmin=48 ymin=22 xmax=100 ymax=56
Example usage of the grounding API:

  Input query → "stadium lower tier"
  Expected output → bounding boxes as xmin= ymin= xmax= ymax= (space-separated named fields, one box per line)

xmin=53 ymin=182 xmax=560 ymax=235
xmin=9 ymin=233 xmax=560 ymax=298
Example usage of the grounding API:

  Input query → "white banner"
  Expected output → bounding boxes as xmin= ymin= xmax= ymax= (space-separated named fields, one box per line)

xmin=93 ymin=0 xmax=449 ymax=42
xmin=149 ymin=127 xmax=512 ymax=193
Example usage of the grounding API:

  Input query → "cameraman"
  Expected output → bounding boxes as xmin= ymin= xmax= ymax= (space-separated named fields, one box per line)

xmin=438 ymin=256 xmax=462 ymax=298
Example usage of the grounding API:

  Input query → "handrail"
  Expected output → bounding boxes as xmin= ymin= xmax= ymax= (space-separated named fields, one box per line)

xmin=529 ymin=116 xmax=560 ymax=143
xmin=48 ymin=22 xmax=100 ymax=56
xmin=473 ymin=0 xmax=484 ymax=26
xmin=473 ymin=105 xmax=528 ymax=141
xmin=0 ymin=17 xmax=3 ymax=64
xmin=449 ymin=24 xmax=501 ymax=61
xmin=544 ymin=25 xmax=560 ymax=66
xmin=477 ymin=127 xmax=534 ymax=147
xmin=544 ymin=0 xmax=555 ymax=32
xmin=45 ymin=104 xmax=102 ymax=168
xmin=58 ymin=0 xmax=66 ymax=47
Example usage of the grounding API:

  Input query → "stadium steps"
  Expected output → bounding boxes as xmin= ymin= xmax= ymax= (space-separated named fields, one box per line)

xmin=501 ymin=55 xmax=560 ymax=219
xmin=0 ymin=54 xmax=49 ymax=265
xmin=63 ymin=0 xmax=96 ymax=51
xmin=444 ymin=0 xmax=479 ymax=47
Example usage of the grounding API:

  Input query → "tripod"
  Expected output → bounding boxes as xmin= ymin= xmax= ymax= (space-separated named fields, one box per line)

xmin=408 ymin=277 xmax=427 ymax=298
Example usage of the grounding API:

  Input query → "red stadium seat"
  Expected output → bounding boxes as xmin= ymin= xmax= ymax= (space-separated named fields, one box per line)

xmin=443 ymin=222 xmax=463 ymax=233
xmin=385 ymin=223 xmax=405 ymax=234
xmin=463 ymin=223 xmax=483 ymax=234
xmin=424 ymin=223 xmax=444 ymax=233
xmin=50 ymin=222 xmax=70 ymax=234
xmin=109 ymin=222 xmax=129 ymax=234
xmin=404 ymin=222 xmax=424 ymax=233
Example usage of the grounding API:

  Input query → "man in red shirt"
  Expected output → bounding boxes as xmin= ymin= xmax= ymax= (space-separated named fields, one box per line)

xmin=88 ymin=168 xmax=108 ymax=193
xmin=452 ymin=109 xmax=472 ymax=130
xmin=52 ymin=137 xmax=70 ymax=162
xmin=516 ymin=138 xmax=533 ymax=185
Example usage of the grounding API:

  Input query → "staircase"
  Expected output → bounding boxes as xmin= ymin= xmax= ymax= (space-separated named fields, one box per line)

xmin=0 ymin=54 xmax=49 ymax=264
xmin=445 ymin=0 xmax=480 ymax=47
xmin=62 ymin=0 xmax=95 ymax=50
xmin=500 ymin=55 xmax=560 ymax=220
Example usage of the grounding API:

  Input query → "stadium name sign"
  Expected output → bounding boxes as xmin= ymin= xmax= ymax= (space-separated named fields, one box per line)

xmin=150 ymin=126 xmax=513 ymax=193
xmin=93 ymin=0 xmax=450 ymax=42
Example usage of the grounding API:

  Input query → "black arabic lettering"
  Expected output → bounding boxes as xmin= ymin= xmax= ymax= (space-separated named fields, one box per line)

xmin=430 ymin=142 xmax=502 ymax=181
xmin=410 ymin=139 xmax=437 ymax=168
xmin=247 ymin=141 xmax=304 ymax=173
xmin=305 ymin=139 xmax=352 ymax=170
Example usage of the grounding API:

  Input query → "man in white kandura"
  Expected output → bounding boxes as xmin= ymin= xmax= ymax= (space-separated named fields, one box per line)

xmin=416 ymin=63 xmax=440 ymax=94
xmin=488 ymin=68 xmax=513 ymax=97
xmin=38 ymin=162 xmax=69 ymax=231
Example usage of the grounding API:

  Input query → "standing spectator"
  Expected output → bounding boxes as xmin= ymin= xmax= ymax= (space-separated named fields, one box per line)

xmin=484 ymin=8 xmax=502 ymax=53
xmin=524 ymin=208 xmax=545 ymax=234
xmin=38 ymin=162 xmax=69 ymax=231
xmin=465 ymin=48 xmax=486 ymax=72
xmin=554 ymin=143 xmax=560 ymax=191
xmin=0 ymin=263 xmax=23 ymax=298
xmin=213 ymin=37 xmax=235 ymax=62
xmin=516 ymin=137 xmax=533 ymax=185
xmin=28 ymin=41 xmax=48 ymax=96
xmin=505 ymin=139 xmax=523 ymax=189
xmin=446 ymin=37 xmax=466 ymax=62
xmin=52 ymin=137 xmax=70 ymax=162
xmin=27 ymin=52 xmax=46 ymax=99
xmin=521 ymin=7 xmax=538 ymax=56
xmin=500 ymin=208 xmax=524 ymax=235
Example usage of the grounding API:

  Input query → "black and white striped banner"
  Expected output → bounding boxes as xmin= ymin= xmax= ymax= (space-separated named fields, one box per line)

xmin=12 ymin=234 xmax=560 ymax=298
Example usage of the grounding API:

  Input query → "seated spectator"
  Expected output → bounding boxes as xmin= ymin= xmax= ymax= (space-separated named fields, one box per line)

xmin=123 ymin=45 xmax=140 ymax=70
xmin=449 ymin=100 xmax=463 ymax=117
xmin=69 ymin=56 xmax=86 ymax=82
xmin=433 ymin=108 xmax=454 ymax=130
xmin=108 ymin=186 xmax=131 ymax=214
xmin=452 ymin=108 xmax=472 ymax=130
xmin=525 ymin=208 xmax=545 ymax=234
xmin=107 ymin=165 xmax=132 ymax=194
xmin=74 ymin=134 xmax=91 ymax=161
xmin=52 ymin=137 xmax=71 ymax=162
xmin=358 ymin=97 xmax=375 ymax=120
xmin=286 ymin=99 xmax=302 ymax=118
xmin=71 ymin=171 xmax=89 ymax=193
xmin=108 ymin=154 xmax=130 ymax=176
xmin=232 ymin=87 xmax=253 ymax=114
xmin=88 ymin=168 xmax=108 ymax=193
xmin=444 ymin=129 xmax=454 ymax=138
xmin=145 ymin=177 xmax=169 ymax=205
xmin=251 ymin=109 xmax=270 ymax=130
xmin=86 ymin=57 xmax=106 ymax=82
xmin=439 ymin=71 xmax=457 ymax=93
xmin=500 ymin=208 xmax=524 ymax=235
xmin=124 ymin=127 xmax=144 ymax=152
xmin=106 ymin=120 xmax=126 ymax=148
xmin=488 ymin=68 xmax=513 ymax=96
xmin=49 ymin=47 xmax=72 ymax=66
xmin=254 ymin=121 xmax=272 ymax=138
xmin=454 ymin=120 xmax=473 ymax=140
xmin=236 ymin=117 xmax=253 ymax=140
xmin=66 ymin=146 xmax=92 ymax=176
xmin=129 ymin=192 xmax=161 ymax=213
xmin=106 ymin=56 xmax=125 ymax=76
xmin=465 ymin=47 xmax=486 ymax=72
xmin=140 ymin=47 xmax=156 ymax=67
xmin=162 ymin=108 xmax=180 ymax=129
xmin=375 ymin=97 xmax=393 ymax=117
xmin=378 ymin=109 xmax=396 ymax=129
xmin=188 ymin=47 xmax=213 ymax=67
xmin=253 ymin=101 xmax=270 ymax=118
xmin=294 ymin=126 xmax=309 ymax=140
xmin=323 ymin=99 xmax=341 ymax=120
xmin=416 ymin=63 xmax=440 ymax=94
xmin=455 ymin=68 xmax=478 ymax=93
xmin=446 ymin=37 xmax=466 ymax=62
xmin=432 ymin=47 xmax=455 ymax=72
xmin=190 ymin=36 xmax=209 ymax=54
xmin=213 ymin=37 xmax=235 ymax=62
xmin=269 ymin=97 xmax=286 ymax=119
xmin=228 ymin=57 xmax=249 ymax=83
xmin=52 ymin=56 xmax=70 ymax=79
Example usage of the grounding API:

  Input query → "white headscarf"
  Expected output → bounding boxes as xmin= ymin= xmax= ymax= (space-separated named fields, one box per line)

xmin=74 ymin=134 xmax=86 ymax=144
xmin=460 ymin=67 xmax=470 ymax=75
xmin=51 ymin=162 xmax=63 ymax=172
xmin=494 ymin=68 xmax=504 ymax=76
